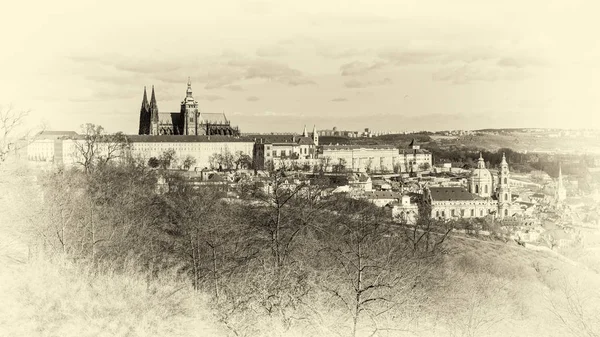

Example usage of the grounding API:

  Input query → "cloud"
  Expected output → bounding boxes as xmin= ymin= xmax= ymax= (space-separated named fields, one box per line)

xmin=246 ymin=96 xmax=260 ymax=102
xmin=225 ymin=84 xmax=244 ymax=91
xmin=340 ymin=61 xmax=385 ymax=76
xmin=255 ymin=110 xmax=293 ymax=117
xmin=497 ymin=57 xmax=522 ymax=68
xmin=84 ymin=74 xmax=141 ymax=86
xmin=68 ymin=88 xmax=139 ymax=102
xmin=256 ymin=44 xmax=287 ymax=57
xmin=344 ymin=79 xmax=367 ymax=88
xmin=432 ymin=60 xmax=531 ymax=84
xmin=69 ymin=54 xmax=183 ymax=74
xmin=69 ymin=51 xmax=316 ymax=93
xmin=344 ymin=78 xmax=392 ymax=88
xmin=227 ymin=58 xmax=315 ymax=86
xmin=378 ymin=50 xmax=443 ymax=65
xmin=432 ymin=64 xmax=498 ymax=85
xmin=331 ymin=97 xmax=348 ymax=102
xmin=198 ymin=94 xmax=224 ymax=101
xmin=318 ymin=47 xmax=369 ymax=60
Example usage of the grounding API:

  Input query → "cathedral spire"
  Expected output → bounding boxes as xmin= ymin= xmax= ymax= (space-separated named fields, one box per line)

xmin=303 ymin=125 xmax=308 ymax=137
xmin=142 ymin=86 xmax=149 ymax=109
xmin=138 ymin=86 xmax=151 ymax=134
xmin=186 ymin=77 xmax=193 ymax=98
xmin=150 ymin=85 xmax=159 ymax=122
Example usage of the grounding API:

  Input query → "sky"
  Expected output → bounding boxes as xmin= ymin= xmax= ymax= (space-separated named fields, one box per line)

xmin=1 ymin=0 xmax=599 ymax=134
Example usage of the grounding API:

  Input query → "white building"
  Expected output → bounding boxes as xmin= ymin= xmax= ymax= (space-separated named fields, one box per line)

xmin=321 ymin=145 xmax=399 ymax=172
xmin=399 ymin=139 xmax=432 ymax=173
xmin=49 ymin=135 xmax=255 ymax=171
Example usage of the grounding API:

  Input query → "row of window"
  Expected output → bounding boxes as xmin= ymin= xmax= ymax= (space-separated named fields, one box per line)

xmin=267 ymin=148 xmax=311 ymax=157
xmin=436 ymin=208 xmax=510 ymax=217
xmin=437 ymin=209 xmax=489 ymax=218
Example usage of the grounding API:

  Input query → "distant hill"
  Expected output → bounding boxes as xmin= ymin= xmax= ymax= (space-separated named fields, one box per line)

xmin=319 ymin=133 xmax=432 ymax=147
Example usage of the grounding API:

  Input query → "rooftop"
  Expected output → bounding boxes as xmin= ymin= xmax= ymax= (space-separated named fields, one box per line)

xmin=35 ymin=130 xmax=79 ymax=140
xmin=428 ymin=187 xmax=482 ymax=201
xmin=365 ymin=191 xmax=402 ymax=199
xmin=322 ymin=144 xmax=397 ymax=150
xmin=124 ymin=135 xmax=254 ymax=143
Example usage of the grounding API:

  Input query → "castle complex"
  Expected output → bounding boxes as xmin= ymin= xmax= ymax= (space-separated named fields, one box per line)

xmin=138 ymin=79 xmax=239 ymax=136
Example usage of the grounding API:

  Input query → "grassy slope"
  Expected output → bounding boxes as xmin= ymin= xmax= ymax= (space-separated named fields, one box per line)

xmin=434 ymin=235 xmax=600 ymax=337
xmin=0 ymin=160 xmax=227 ymax=337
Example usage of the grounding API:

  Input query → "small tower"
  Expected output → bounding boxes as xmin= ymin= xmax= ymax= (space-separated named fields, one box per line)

xmin=312 ymin=125 xmax=319 ymax=146
xmin=497 ymin=152 xmax=512 ymax=218
xmin=302 ymin=125 xmax=308 ymax=137
xmin=409 ymin=138 xmax=420 ymax=150
xmin=556 ymin=163 xmax=567 ymax=203
xmin=149 ymin=86 xmax=159 ymax=135
xmin=138 ymin=87 xmax=151 ymax=135
xmin=181 ymin=77 xmax=199 ymax=135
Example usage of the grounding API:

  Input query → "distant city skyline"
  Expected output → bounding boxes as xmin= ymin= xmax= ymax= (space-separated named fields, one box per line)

xmin=2 ymin=0 xmax=599 ymax=134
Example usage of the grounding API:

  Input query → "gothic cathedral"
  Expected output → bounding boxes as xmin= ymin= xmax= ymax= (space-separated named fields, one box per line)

xmin=138 ymin=78 xmax=240 ymax=136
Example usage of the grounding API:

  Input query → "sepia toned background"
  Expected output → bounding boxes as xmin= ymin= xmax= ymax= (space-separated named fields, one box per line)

xmin=1 ymin=0 xmax=598 ymax=132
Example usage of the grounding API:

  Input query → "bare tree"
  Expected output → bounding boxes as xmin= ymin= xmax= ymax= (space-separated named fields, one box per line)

xmin=72 ymin=123 xmax=128 ymax=173
xmin=403 ymin=193 xmax=453 ymax=257
xmin=0 ymin=105 xmax=34 ymax=162
xmin=320 ymin=198 xmax=409 ymax=337
xmin=547 ymin=276 xmax=600 ymax=337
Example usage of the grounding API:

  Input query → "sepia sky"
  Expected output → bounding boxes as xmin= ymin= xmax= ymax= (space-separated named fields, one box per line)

xmin=1 ymin=0 xmax=599 ymax=134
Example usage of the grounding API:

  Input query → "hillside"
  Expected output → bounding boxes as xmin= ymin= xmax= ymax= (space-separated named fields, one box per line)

xmin=1 ymin=160 xmax=600 ymax=337
xmin=320 ymin=131 xmax=600 ymax=155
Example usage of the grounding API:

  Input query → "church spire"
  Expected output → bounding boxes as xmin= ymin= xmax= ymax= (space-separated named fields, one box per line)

xmin=303 ymin=125 xmax=308 ymax=137
xmin=150 ymin=85 xmax=159 ymax=122
xmin=558 ymin=163 xmax=564 ymax=191
xmin=556 ymin=163 xmax=567 ymax=202
xmin=142 ymin=86 xmax=149 ymax=109
xmin=477 ymin=152 xmax=485 ymax=169
xmin=186 ymin=77 xmax=193 ymax=98
xmin=138 ymin=86 xmax=151 ymax=135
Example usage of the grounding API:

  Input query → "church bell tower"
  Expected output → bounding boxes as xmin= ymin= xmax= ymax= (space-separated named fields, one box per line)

xmin=497 ymin=153 xmax=512 ymax=218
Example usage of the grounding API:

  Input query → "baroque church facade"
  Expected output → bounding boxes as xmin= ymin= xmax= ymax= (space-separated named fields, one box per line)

xmin=138 ymin=79 xmax=240 ymax=136
xmin=394 ymin=153 xmax=515 ymax=223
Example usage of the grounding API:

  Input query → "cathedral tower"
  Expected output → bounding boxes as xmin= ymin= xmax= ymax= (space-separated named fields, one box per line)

xmin=496 ymin=153 xmax=512 ymax=218
xmin=138 ymin=87 xmax=151 ymax=135
xmin=312 ymin=125 xmax=319 ymax=146
xmin=149 ymin=86 xmax=159 ymax=135
xmin=181 ymin=77 xmax=199 ymax=135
